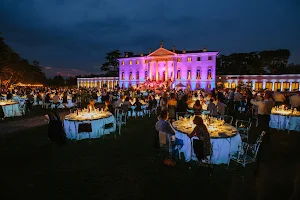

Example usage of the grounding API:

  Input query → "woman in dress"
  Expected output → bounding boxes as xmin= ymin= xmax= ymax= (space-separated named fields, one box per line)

xmin=189 ymin=116 xmax=211 ymax=166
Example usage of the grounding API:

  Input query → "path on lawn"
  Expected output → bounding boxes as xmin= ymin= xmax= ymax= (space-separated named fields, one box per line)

xmin=0 ymin=111 xmax=68 ymax=136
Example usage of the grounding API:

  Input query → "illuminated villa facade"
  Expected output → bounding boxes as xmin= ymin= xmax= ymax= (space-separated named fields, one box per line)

xmin=118 ymin=44 xmax=218 ymax=90
xmin=76 ymin=42 xmax=300 ymax=91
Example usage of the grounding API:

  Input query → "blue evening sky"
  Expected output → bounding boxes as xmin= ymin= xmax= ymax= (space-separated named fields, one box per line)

xmin=0 ymin=0 xmax=299 ymax=77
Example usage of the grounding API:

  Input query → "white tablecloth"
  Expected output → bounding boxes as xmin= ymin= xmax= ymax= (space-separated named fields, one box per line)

xmin=269 ymin=114 xmax=300 ymax=132
xmin=1 ymin=103 xmax=22 ymax=117
xmin=63 ymin=115 xmax=116 ymax=140
xmin=174 ymin=130 xmax=242 ymax=164
xmin=128 ymin=104 xmax=148 ymax=117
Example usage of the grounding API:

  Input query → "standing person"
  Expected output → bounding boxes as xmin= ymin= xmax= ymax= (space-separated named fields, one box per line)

xmin=160 ymin=93 xmax=168 ymax=112
xmin=290 ymin=91 xmax=300 ymax=110
xmin=207 ymin=99 xmax=218 ymax=117
xmin=250 ymin=92 xmax=275 ymax=142
xmin=216 ymin=98 xmax=226 ymax=118
xmin=167 ymin=93 xmax=177 ymax=122
xmin=234 ymin=88 xmax=242 ymax=112
xmin=273 ymin=89 xmax=285 ymax=106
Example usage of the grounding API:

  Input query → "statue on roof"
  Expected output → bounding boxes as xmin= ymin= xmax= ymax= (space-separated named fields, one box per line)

xmin=160 ymin=40 xmax=164 ymax=48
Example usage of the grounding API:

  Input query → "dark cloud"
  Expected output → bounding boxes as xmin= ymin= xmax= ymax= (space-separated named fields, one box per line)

xmin=0 ymin=0 xmax=299 ymax=77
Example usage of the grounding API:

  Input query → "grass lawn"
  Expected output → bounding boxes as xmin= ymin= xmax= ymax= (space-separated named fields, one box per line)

xmin=0 ymin=114 xmax=299 ymax=200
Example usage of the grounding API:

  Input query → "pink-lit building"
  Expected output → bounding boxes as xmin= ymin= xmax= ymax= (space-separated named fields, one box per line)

xmin=118 ymin=44 xmax=219 ymax=90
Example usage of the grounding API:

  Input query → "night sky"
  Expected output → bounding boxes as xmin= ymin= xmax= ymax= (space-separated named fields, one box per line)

xmin=1 ymin=0 xmax=299 ymax=77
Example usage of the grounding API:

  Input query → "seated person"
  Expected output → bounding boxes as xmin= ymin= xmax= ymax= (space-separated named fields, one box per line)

xmin=104 ymin=100 xmax=114 ymax=113
xmin=155 ymin=110 xmax=175 ymax=149
xmin=189 ymin=116 xmax=211 ymax=166
xmin=87 ymin=99 xmax=96 ymax=111
xmin=207 ymin=99 xmax=218 ymax=117
xmin=193 ymin=100 xmax=202 ymax=115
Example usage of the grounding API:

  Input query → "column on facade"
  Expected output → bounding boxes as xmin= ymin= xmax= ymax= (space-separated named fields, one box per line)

xmin=263 ymin=80 xmax=266 ymax=90
xmin=173 ymin=59 xmax=177 ymax=81
xmin=156 ymin=61 xmax=158 ymax=81
xmin=149 ymin=61 xmax=152 ymax=80
xmin=272 ymin=81 xmax=275 ymax=91
xmin=147 ymin=62 xmax=150 ymax=80
xmin=165 ymin=60 xmax=168 ymax=81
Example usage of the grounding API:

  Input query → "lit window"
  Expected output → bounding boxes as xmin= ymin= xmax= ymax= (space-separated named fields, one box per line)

xmin=255 ymin=82 xmax=263 ymax=90
xmin=121 ymin=72 xmax=125 ymax=80
xmin=187 ymin=70 xmax=191 ymax=80
xmin=265 ymin=82 xmax=273 ymax=90
xmin=187 ymin=57 xmax=192 ymax=62
xmin=177 ymin=58 xmax=181 ymax=62
xmin=207 ymin=69 xmax=212 ymax=80
xmin=274 ymin=82 xmax=281 ymax=91
xmin=292 ymin=82 xmax=299 ymax=91
xmin=145 ymin=71 xmax=148 ymax=79
xmin=224 ymin=82 xmax=229 ymax=88
xmin=231 ymin=82 xmax=236 ymax=88
xmin=136 ymin=60 xmax=139 ymax=64
xmin=121 ymin=61 xmax=124 ymax=65
xmin=246 ymin=82 xmax=252 ymax=87
xmin=282 ymin=82 xmax=290 ymax=90
xmin=129 ymin=60 xmax=132 ymax=65
xmin=177 ymin=70 xmax=181 ymax=79
xmin=207 ymin=84 xmax=211 ymax=89
xmin=196 ymin=70 xmax=201 ymax=80
xmin=208 ymin=56 xmax=212 ymax=60
xmin=145 ymin=60 xmax=148 ymax=64
xmin=197 ymin=57 xmax=201 ymax=61
xmin=129 ymin=72 xmax=133 ymax=80
xmin=136 ymin=71 xmax=139 ymax=80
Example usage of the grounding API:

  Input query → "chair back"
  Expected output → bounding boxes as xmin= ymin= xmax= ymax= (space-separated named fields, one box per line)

xmin=78 ymin=123 xmax=92 ymax=133
xmin=121 ymin=104 xmax=129 ymax=112
xmin=222 ymin=115 xmax=233 ymax=125
xmin=176 ymin=112 xmax=189 ymax=120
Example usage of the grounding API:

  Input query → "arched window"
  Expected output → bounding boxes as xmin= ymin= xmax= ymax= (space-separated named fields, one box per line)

xmin=196 ymin=69 xmax=201 ymax=80
xmin=177 ymin=70 xmax=181 ymax=79
xmin=129 ymin=71 xmax=133 ymax=80
xmin=145 ymin=71 xmax=148 ymax=79
xmin=187 ymin=70 xmax=191 ymax=80
xmin=136 ymin=71 xmax=139 ymax=80
xmin=207 ymin=69 xmax=212 ymax=80
xmin=121 ymin=72 xmax=125 ymax=80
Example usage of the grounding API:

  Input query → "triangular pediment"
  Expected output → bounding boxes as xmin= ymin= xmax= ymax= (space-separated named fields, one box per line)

xmin=148 ymin=47 xmax=176 ymax=57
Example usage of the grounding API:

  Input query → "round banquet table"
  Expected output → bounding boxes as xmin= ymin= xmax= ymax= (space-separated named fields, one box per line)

xmin=63 ymin=112 xmax=116 ymax=140
xmin=269 ymin=114 xmax=300 ymax=132
xmin=172 ymin=119 xmax=242 ymax=164
xmin=0 ymin=102 xmax=22 ymax=117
